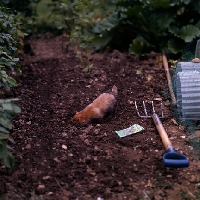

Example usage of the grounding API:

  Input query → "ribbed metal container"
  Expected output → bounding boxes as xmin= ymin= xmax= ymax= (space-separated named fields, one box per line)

xmin=176 ymin=62 xmax=200 ymax=73
xmin=176 ymin=70 xmax=200 ymax=120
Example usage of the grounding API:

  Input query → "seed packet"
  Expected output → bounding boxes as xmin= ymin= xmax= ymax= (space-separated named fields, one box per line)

xmin=115 ymin=124 xmax=144 ymax=138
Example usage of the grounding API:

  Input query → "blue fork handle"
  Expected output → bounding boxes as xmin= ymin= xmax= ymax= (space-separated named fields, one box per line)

xmin=152 ymin=113 xmax=189 ymax=168
xmin=163 ymin=148 xmax=189 ymax=168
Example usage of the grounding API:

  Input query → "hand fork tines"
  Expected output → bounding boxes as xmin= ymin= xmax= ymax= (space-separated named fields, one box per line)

xmin=134 ymin=101 xmax=164 ymax=118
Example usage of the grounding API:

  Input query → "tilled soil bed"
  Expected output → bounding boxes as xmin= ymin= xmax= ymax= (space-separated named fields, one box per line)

xmin=0 ymin=34 xmax=200 ymax=200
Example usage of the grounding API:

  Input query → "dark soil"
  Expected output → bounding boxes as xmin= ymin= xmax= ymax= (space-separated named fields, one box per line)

xmin=1 ymin=34 xmax=200 ymax=200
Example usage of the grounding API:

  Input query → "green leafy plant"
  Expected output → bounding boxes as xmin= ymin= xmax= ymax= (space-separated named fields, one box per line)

xmin=155 ymin=172 xmax=163 ymax=181
xmin=0 ymin=7 xmax=23 ymax=172
xmin=0 ymin=0 xmax=40 ymax=17
xmin=46 ymin=1 xmax=118 ymax=71
xmin=60 ymin=0 xmax=81 ymax=35
xmin=0 ymin=7 xmax=24 ymax=90
xmin=58 ymin=0 xmax=118 ymax=34
xmin=0 ymin=99 xmax=21 ymax=172
xmin=28 ymin=0 xmax=62 ymax=35
xmin=91 ymin=0 xmax=200 ymax=57
xmin=58 ymin=1 xmax=95 ymax=72
xmin=68 ymin=31 xmax=94 ymax=73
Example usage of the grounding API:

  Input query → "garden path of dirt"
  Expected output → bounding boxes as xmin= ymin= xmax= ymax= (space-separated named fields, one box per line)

xmin=1 ymin=34 xmax=200 ymax=200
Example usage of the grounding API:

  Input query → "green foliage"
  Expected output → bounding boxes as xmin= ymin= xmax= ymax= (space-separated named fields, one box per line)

xmin=69 ymin=32 xmax=94 ymax=73
xmin=0 ymin=7 xmax=24 ymax=90
xmin=45 ymin=0 xmax=117 ymax=40
xmin=28 ymin=0 xmax=62 ymax=35
xmin=0 ymin=7 xmax=23 ymax=172
xmin=0 ymin=99 xmax=21 ymax=172
xmin=0 ymin=0 xmax=40 ymax=16
xmin=59 ymin=0 xmax=81 ymax=34
xmin=56 ymin=0 xmax=118 ymax=71
xmin=91 ymin=0 xmax=200 ymax=56
xmin=57 ymin=0 xmax=106 ymax=72
xmin=58 ymin=0 xmax=118 ymax=32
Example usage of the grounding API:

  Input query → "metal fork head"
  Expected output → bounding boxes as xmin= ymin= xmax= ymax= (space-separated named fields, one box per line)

xmin=135 ymin=100 xmax=164 ymax=118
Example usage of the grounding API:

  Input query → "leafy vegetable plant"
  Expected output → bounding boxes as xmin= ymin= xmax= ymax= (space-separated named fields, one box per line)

xmin=91 ymin=0 xmax=200 ymax=57
xmin=0 ymin=7 xmax=24 ymax=90
xmin=0 ymin=7 xmax=23 ymax=172
xmin=0 ymin=99 xmax=21 ymax=172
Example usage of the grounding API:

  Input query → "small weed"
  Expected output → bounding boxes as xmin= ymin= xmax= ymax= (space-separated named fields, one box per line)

xmin=68 ymin=31 xmax=94 ymax=73
xmin=195 ymin=188 xmax=200 ymax=199
xmin=155 ymin=172 xmax=163 ymax=181
xmin=111 ymin=163 xmax=115 ymax=171
xmin=162 ymin=184 xmax=172 ymax=189
xmin=180 ymin=189 xmax=190 ymax=200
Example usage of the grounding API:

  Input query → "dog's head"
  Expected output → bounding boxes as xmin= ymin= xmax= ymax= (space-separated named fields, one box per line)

xmin=72 ymin=111 xmax=87 ymax=123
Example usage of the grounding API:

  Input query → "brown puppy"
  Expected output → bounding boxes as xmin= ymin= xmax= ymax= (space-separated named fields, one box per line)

xmin=72 ymin=85 xmax=118 ymax=123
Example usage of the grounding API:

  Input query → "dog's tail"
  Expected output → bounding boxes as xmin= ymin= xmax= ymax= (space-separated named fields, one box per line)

xmin=111 ymin=85 xmax=118 ymax=98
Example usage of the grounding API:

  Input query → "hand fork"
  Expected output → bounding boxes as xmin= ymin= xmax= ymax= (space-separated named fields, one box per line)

xmin=135 ymin=101 xmax=189 ymax=168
